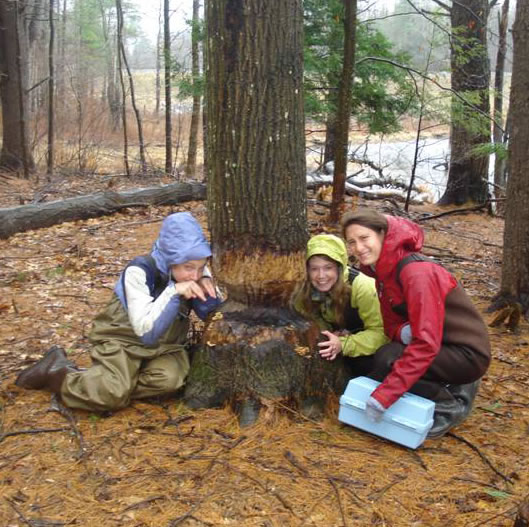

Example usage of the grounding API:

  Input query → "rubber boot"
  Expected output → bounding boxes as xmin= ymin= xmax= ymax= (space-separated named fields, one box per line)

xmin=427 ymin=380 xmax=480 ymax=439
xmin=15 ymin=345 xmax=78 ymax=393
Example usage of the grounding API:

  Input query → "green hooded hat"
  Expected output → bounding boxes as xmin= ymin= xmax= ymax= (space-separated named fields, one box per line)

xmin=306 ymin=234 xmax=349 ymax=282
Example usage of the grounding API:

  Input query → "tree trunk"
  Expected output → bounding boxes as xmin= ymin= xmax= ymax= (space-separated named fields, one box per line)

xmin=490 ymin=0 xmax=529 ymax=315
xmin=0 ymin=182 xmax=207 ymax=240
xmin=116 ymin=0 xmax=147 ymax=175
xmin=438 ymin=0 xmax=490 ymax=206
xmin=47 ymin=0 xmax=55 ymax=181
xmin=184 ymin=0 xmax=346 ymax=424
xmin=163 ymin=0 xmax=172 ymax=176
xmin=155 ymin=3 xmax=162 ymax=116
xmin=0 ymin=0 xmax=35 ymax=172
xmin=493 ymin=0 xmax=509 ymax=199
xmin=330 ymin=0 xmax=357 ymax=223
xmin=186 ymin=0 xmax=201 ymax=179
xmin=115 ymin=0 xmax=130 ymax=177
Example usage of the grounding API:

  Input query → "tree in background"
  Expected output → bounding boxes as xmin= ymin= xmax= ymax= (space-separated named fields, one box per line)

xmin=185 ymin=0 xmax=201 ymax=179
xmin=164 ymin=0 xmax=172 ymax=176
xmin=304 ymin=0 xmax=417 ymax=167
xmin=431 ymin=0 xmax=491 ymax=205
xmin=492 ymin=0 xmax=510 ymax=198
xmin=330 ymin=0 xmax=357 ymax=223
xmin=0 ymin=0 xmax=36 ymax=173
xmin=491 ymin=0 xmax=529 ymax=317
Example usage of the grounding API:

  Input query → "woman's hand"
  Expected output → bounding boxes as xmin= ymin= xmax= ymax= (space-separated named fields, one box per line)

xmin=318 ymin=330 xmax=342 ymax=360
xmin=174 ymin=280 xmax=207 ymax=301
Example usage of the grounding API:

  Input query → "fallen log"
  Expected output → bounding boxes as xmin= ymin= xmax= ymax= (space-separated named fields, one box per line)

xmin=0 ymin=182 xmax=206 ymax=239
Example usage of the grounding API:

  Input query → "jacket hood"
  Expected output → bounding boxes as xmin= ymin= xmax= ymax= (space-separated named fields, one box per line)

xmin=306 ymin=234 xmax=349 ymax=281
xmin=151 ymin=212 xmax=212 ymax=276
xmin=368 ymin=215 xmax=424 ymax=279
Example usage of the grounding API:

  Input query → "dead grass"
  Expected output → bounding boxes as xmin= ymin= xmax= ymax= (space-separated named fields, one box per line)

xmin=0 ymin=192 xmax=528 ymax=526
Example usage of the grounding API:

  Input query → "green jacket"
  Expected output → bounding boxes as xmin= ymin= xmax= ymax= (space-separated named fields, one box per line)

xmin=294 ymin=234 xmax=388 ymax=358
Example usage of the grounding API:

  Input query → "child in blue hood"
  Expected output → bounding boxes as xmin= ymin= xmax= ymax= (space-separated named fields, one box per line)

xmin=16 ymin=212 xmax=221 ymax=412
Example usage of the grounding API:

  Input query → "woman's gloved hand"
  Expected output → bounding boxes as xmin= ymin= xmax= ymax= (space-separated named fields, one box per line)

xmin=365 ymin=396 xmax=386 ymax=423
xmin=400 ymin=323 xmax=412 ymax=345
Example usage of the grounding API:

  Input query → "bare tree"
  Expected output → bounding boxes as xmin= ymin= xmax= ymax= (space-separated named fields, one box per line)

xmin=115 ymin=0 xmax=130 ymax=176
xmin=185 ymin=0 xmax=201 ymax=179
xmin=47 ymin=0 xmax=56 ymax=181
xmin=431 ymin=0 xmax=491 ymax=206
xmin=490 ymin=0 xmax=529 ymax=316
xmin=164 ymin=0 xmax=172 ymax=176
xmin=116 ymin=0 xmax=147 ymax=175
xmin=0 ymin=0 xmax=35 ymax=173
xmin=330 ymin=0 xmax=358 ymax=223
xmin=493 ymin=0 xmax=510 ymax=196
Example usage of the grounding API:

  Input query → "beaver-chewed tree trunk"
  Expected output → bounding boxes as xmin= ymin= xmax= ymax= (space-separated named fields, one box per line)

xmin=185 ymin=308 xmax=349 ymax=422
xmin=185 ymin=0 xmax=347 ymax=424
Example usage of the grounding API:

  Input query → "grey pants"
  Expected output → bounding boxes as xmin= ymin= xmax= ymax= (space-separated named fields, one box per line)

xmin=61 ymin=341 xmax=189 ymax=412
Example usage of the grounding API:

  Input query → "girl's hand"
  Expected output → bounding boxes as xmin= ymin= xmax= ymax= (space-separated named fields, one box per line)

xmin=197 ymin=276 xmax=217 ymax=298
xmin=318 ymin=330 xmax=342 ymax=361
xmin=174 ymin=280 xmax=207 ymax=301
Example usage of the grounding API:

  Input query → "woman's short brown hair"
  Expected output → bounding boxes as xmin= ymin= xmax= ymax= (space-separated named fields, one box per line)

xmin=341 ymin=209 xmax=388 ymax=239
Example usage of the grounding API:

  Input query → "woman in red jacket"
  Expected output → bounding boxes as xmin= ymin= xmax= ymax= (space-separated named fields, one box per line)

xmin=341 ymin=209 xmax=491 ymax=438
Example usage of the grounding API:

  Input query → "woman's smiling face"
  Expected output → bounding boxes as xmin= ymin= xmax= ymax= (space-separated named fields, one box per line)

xmin=344 ymin=224 xmax=384 ymax=266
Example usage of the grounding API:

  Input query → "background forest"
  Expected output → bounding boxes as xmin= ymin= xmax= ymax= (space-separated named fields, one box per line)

xmin=2 ymin=0 xmax=529 ymax=526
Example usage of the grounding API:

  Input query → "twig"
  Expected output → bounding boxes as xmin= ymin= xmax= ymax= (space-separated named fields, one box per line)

xmin=49 ymin=394 xmax=87 ymax=459
xmin=451 ymin=476 xmax=513 ymax=494
xmin=5 ymin=497 xmax=66 ymax=526
xmin=446 ymin=432 xmax=513 ymax=484
xmin=416 ymin=204 xmax=489 ymax=222
xmin=329 ymin=478 xmax=347 ymax=527
xmin=284 ymin=450 xmax=310 ymax=477
xmin=168 ymin=493 xmax=213 ymax=526
xmin=121 ymin=495 xmax=166 ymax=513
xmin=0 ymin=427 xmax=70 ymax=443
xmin=298 ymin=489 xmax=334 ymax=526
xmin=367 ymin=475 xmax=408 ymax=501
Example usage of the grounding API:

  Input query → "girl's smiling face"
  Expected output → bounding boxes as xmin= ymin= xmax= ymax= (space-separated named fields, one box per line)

xmin=344 ymin=224 xmax=384 ymax=266
xmin=307 ymin=255 xmax=340 ymax=293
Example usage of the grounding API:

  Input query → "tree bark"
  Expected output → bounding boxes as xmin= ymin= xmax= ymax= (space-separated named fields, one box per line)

xmin=47 ymin=0 xmax=55 ymax=181
xmin=330 ymin=0 xmax=357 ymax=223
xmin=116 ymin=0 xmax=147 ymax=175
xmin=115 ymin=0 xmax=130 ymax=177
xmin=163 ymin=0 xmax=172 ymax=176
xmin=205 ymin=0 xmax=307 ymax=305
xmin=493 ymin=0 xmax=509 ymax=198
xmin=490 ymin=0 xmax=529 ymax=315
xmin=0 ymin=182 xmax=206 ymax=240
xmin=185 ymin=0 xmax=347 ymax=425
xmin=438 ymin=0 xmax=490 ymax=206
xmin=186 ymin=0 xmax=201 ymax=179
xmin=0 ymin=0 xmax=35 ymax=172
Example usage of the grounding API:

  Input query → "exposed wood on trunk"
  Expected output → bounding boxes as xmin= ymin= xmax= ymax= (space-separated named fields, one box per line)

xmin=0 ymin=182 xmax=206 ymax=239
xmin=184 ymin=308 xmax=348 ymax=423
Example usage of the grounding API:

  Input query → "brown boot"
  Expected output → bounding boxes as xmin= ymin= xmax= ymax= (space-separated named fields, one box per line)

xmin=15 ymin=346 xmax=77 ymax=393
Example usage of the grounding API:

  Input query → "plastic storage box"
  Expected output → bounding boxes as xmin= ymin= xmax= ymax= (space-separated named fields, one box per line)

xmin=338 ymin=376 xmax=435 ymax=449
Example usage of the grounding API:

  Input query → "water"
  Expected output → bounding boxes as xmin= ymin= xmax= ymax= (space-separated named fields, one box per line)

xmin=308 ymin=136 xmax=494 ymax=203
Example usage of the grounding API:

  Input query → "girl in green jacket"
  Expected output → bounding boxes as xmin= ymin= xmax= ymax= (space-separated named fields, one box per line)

xmin=291 ymin=234 xmax=388 ymax=373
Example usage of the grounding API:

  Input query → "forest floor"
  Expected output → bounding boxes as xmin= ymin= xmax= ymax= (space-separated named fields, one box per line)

xmin=0 ymin=172 xmax=528 ymax=527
